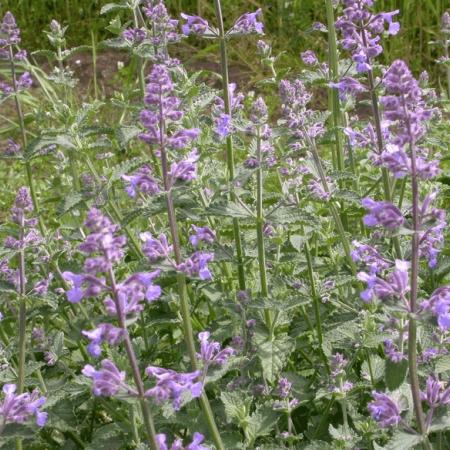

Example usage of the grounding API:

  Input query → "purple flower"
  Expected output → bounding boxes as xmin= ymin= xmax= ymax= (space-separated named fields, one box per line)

xmin=17 ymin=72 xmax=32 ymax=90
xmin=197 ymin=331 xmax=234 ymax=367
xmin=145 ymin=366 xmax=203 ymax=410
xmin=189 ymin=225 xmax=215 ymax=248
xmin=329 ymin=77 xmax=365 ymax=100
xmin=215 ymin=113 xmax=232 ymax=138
xmin=420 ymin=374 xmax=450 ymax=408
xmin=141 ymin=232 xmax=173 ymax=262
xmin=122 ymin=165 xmax=160 ymax=198
xmin=277 ymin=377 xmax=292 ymax=398
xmin=180 ymin=14 xmax=209 ymax=36
xmin=358 ymin=259 xmax=410 ymax=303
xmin=156 ymin=432 xmax=209 ymax=450
xmin=3 ymin=138 xmax=20 ymax=155
xmin=301 ymin=50 xmax=318 ymax=66
xmin=142 ymin=2 xmax=180 ymax=48
xmin=82 ymin=359 xmax=132 ymax=397
xmin=169 ymin=149 xmax=199 ymax=182
xmin=381 ymin=60 xmax=433 ymax=147
xmin=368 ymin=391 xmax=401 ymax=428
xmin=422 ymin=287 xmax=450 ymax=330
xmin=351 ymin=240 xmax=390 ymax=274
xmin=82 ymin=324 xmax=124 ymax=358
xmin=383 ymin=339 xmax=405 ymax=363
xmin=0 ymin=12 xmax=21 ymax=46
xmin=122 ymin=27 xmax=147 ymax=44
xmin=335 ymin=2 xmax=399 ymax=73
xmin=308 ymin=179 xmax=331 ymax=201
xmin=361 ymin=198 xmax=404 ymax=229
xmin=0 ymin=384 xmax=47 ymax=428
xmin=61 ymin=272 xmax=106 ymax=303
xmin=177 ymin=251 xmax=214 ymax=280
xmin=231 ymin=9 xmax=264 ymax=35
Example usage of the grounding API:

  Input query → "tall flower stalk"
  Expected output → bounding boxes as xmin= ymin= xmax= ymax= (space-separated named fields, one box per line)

xmin=213 ymin=0 xmax=246 ymax=290
xmin=1 ymin=13 xmax=45 ymax=237
xmin=139 ymin=64 xmax=225 ymax=450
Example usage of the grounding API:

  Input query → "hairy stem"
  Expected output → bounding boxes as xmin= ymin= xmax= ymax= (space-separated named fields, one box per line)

xmin=8 ymin=46 xmax=45 ymax=237
xmin=255 ymin=128 xmax=272 ymax=332
xmin=107 ymin=267 xmax=159 ymax=450
xmin=213 ymin=0 xmax=246 ymax=291
xmin=157 ymin=91 xmax=225 ymax=450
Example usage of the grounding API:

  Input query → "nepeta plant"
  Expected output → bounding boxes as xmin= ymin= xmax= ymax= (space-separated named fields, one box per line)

xmin=1 ymin=1 xmax=450 ymax=448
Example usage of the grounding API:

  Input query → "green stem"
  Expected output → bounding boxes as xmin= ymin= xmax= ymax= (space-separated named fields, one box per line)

xmin=307 ymin=137 xmax=356 ymax=274
xmin=255 ymin=127 xmax=272 ymax=332
xmin=157 ymin=89 xmax=225 ymax=450
xmin=9 ymin=46 xmax=45 ymax=237
xmin=108 ymin=267 xmax=159 ymax=450
xmin=214 ymin=0 xmax=246 ymax=291
xmin=405 ymin=107 xmax=430 ymax=449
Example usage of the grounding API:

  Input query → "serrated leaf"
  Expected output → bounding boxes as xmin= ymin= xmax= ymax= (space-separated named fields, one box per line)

xmin=207 ymin=203 xmax=252 ymax=219
xmin=255 ymin=333 xmax=294 ymax=383
xmin=385 ymin=359 xmax=408 ymax=390
xmin=246 ymin=406 xmax=279 ymax=443
xmin=100 ymin=3 xmax=128 ymax=14
xmin=116 ymin=125 xmax=142 ymax=148
xmin=435 ymin=355 xmax=450 ymax=374
xmin=269 ymin=206 xmax=320 ymax=226
xmin=221 ymin=391 xmax=252 ymax=424
xmin=386 ymin=431 xmax=422 ymax=450
xmin=57 ymin=192 xmax=84 ymax=217
xmin=290 ymin=234 xmax=306 ymax=252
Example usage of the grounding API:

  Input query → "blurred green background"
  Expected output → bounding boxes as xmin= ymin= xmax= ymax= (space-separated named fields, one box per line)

xmin=1 ymin=0 xmax=449 ymax=83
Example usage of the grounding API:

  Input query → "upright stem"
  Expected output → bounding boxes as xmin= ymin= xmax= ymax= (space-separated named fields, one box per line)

xmin=406 ymin=112 xmax=430 ymax=448
xmin=8 ymin=46 xmax=45 ymax=237
xmin=107 ymin=268 xmax=159 ymax=450
xmin=213 ymin=0 xmax=246 ymax=290
xmin=255 ymin=128 xmax=272 ymax=332
xmin=307 ymin=137 xmax=356 ymax=274
xmin=157 ymin=94 xmax=225 ymax=450
xmin=16 ymin=217 xmax=27 ymax=450
xmin=324 ymin=0 xmax=345 ymax=174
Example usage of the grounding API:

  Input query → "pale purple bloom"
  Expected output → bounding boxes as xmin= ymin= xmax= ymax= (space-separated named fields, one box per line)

xmin=156 ymin=432 xmax=209 ymax=450
xmin=329 ymin=77 xmax=365 ymax=100
xmin=0 ymin=384 xmax=47 ymax=427
xmin=122 ymin=165 xmax=160 ymax=198
xmin=141 ymin=232 xmax=173 ymax=262
xmin=368 ymin=391 xmax=401 ymax=428
xmin=177 ymin=251 xmax=214 ymax=280
xmin=422 ymin=287 xmax=450 ymax=330
xmin=189 ymin=225 xmax=215 ymax=248
xmin=215 ymin=113 xmax=232 ymax=138
xmin=301 ymin=50 xmax=318 ymax=66
xmin=383 ymin=339 xmax=405 ymax=363
xmin=351 ymin=240 xmax=390 ymax=274
xmin=145 ymin=366 xmax=203 ymax=410
xmin=32 ymin=274 xmax=53 ymax=296
xmin=169 ymin=149 xmax=199 ymax=182
xmin=277 ymin=378 xmax=292 ymax=398
xmin=82 ymin=324 xmax=124 ymax=358
xmin=358 ymin=260 xmax=410 ymax=303
xmin=122 ymin=28 xmax=147 ymax=44
xmin=0 ymin=12 xmax=21 ymax=45
xmin=82 ymin=359 xmax=132 ymax=397
xmin=17 ymin=72 xmax=32 ymax=90
xmin=420 ymin=375 xmax=450 ymax=408
xmin=197 ymin=331 xmax=234 ymax=367
xmin=180 ymin=13 xmax=209 ymax=36
xmin=142 ymin=2 xmax=180 ymax=46
xmin=231 ymin=9 xmax=264 ymax=35
xmin=3 ymin=138 xmax=20 ymax=155
xmin=336 ymin=2 xmax=399 ymax=73
xmin=61 ymin=271 xmax=106 ymax=303
xmin=362 ymin=198 xmax=404 ymax=229
xmin=308 ymin=179 xmax=331 ymax=201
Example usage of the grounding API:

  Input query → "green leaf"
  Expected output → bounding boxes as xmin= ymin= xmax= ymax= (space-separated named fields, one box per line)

xmin=100 ymin=3 xmax=128 ymax=14
xmin=57 ymin=192 xmax=84 ymax=217
xmin=255 ymin=332 xmax=295 ymax=383
xmin=269 ymin=206 xmax=320 ymax=226
xmin=386 ymin=431 xmax=422 ymax=450
xmin=207 ymin=203 xmax=253 ymax=219
xmin=435 ymin=355 xmax=450 ymax=374
xmin=246 ymin=406 xmax=279 ymax=443
xmin=220 ymin=391 xmax=252 ymax=424
xmin=85 ymin=423 xmax=122 ymax=449
xmin=385 ymin=359 xmax=408 ymax=390
xmin=116 ymin=125 xmax=142 ymax=148
xmin=290 ymin=234 xmax=306 ymax=252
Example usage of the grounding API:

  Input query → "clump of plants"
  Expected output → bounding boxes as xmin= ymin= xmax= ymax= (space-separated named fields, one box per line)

xmin=0 ymin=1 xmax=450 ymax=449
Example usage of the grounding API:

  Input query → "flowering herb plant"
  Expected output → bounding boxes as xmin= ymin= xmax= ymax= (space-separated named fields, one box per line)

xmin=0 ymin=1 xmax=450 ymax=449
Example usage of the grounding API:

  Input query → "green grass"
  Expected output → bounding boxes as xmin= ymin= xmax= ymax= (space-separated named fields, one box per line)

xmin=2 ymin=0 xmax=448 ymax=84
